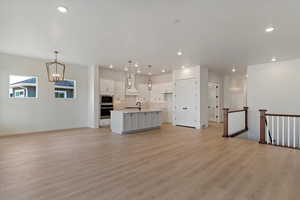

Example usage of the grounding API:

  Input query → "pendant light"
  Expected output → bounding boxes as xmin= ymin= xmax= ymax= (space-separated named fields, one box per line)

xmin=147 ymin=65 xmax=152 ymax=91
xmin=46 ymin=51 xmax=66 ymax=82
xmin=126 ymin=60 xmax=133 ymax=89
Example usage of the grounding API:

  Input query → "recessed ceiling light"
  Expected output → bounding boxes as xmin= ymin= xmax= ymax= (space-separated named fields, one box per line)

xmin=57 ymin=6 xmax=68 ymax=13
xmin=181 ymin=65 xmax=185 ymax=69
xmin=271 ymin=57 xmax=277 ymax=62
xmin=137 ymin=69 xmax=141 ymax=73
xmin=177 ymin=50 xmax=183 ymax=56
xmin=265 ymin=26 xmax=275 ymax=33
xmin=124 ymin=67 xmax=128 ymax=71
xmin=162 ymin=69 xmax=166 ymax=73
xmin=134 ymin=63 xmax=139 ymax=67
xmin=109 ymin=64 xmax=113 ymax=69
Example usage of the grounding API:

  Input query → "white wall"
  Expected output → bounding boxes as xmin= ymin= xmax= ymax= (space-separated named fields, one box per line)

xmin=247 ymin=59 xmax=300 ymax=140
xmin=223 ymin=74 xmax=247 ymax=110
xmin=200 ymin=67 xmax=209 ymax=127
xmin=0 ymin=53 xmax=89 ymax=136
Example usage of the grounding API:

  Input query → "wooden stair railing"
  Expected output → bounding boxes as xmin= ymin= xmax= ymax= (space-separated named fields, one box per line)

xmin=259 ymin=109 xmax=300 ymax=149
xmin=223 ymin=107 xmax=248 ymax=137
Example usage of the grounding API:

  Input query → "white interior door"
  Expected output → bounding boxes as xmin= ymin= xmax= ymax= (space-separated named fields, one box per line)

xmin=208 ymin=83 xmax=219 ymax=122
xmin=175 ymin=79 xmax=196 ymax=127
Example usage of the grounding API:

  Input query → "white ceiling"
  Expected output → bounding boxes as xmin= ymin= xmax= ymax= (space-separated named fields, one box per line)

xmin=1 ymin=0 xmax=300 ymax=75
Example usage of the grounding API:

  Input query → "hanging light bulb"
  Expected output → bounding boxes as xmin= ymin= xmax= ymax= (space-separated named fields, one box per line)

xmin=46 ymin=51 xmax=66 ymax=82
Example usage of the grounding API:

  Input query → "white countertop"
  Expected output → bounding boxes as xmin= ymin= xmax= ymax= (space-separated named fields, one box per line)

xmin=111 ymin=109 xmax=162 ymax=113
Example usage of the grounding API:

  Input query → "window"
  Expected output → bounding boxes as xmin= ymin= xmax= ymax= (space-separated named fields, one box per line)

xmin=15 ymin=89 xmax=25 ymax=98
xmin=9 ymin=75 xmax=38 ymax=98
xmin=54 ymin=80 xmax=76 ymax=99
xmin=55 ymin=90 xmax=67 ymax=98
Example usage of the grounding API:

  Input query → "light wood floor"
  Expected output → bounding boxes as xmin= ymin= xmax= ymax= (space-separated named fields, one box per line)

xmin=1 ymin=124 xmax=300 ymax=200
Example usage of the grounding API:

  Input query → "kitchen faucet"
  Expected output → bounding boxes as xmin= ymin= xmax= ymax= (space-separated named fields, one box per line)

xmin=136 ymin=101 xmax=142 ymax=111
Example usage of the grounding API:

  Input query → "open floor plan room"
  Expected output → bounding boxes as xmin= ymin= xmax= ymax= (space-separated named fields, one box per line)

xmin=1 ymin=0 xmax=300 ymax=199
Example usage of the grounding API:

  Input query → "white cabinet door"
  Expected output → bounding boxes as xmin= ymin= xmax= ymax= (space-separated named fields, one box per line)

xmin=100 ymin=79 xmax=114 ymax=95
xmin=137 ymin=112 xmax=145 ymax=129
xmin=151 ymin=112 xmax=160 ymax=127
xmin=175 ymin=79 xmax=196 ymax=127
xmin=149 ymin=112 xmax=155 ymax=127
xmin=123 ymin=114 xmax=132 ymax=131
xmin=114 ymin=81 xmax=125 ymax=101
xmin=130 ymin=113 xmax=138 ymax=131
xmin=156 ymin=112 xmax=161 ymax=126
xmin=144 ymin=112 xmax=152 ymax=128
xmin=164 ymin=82 xmax=173 ymax=93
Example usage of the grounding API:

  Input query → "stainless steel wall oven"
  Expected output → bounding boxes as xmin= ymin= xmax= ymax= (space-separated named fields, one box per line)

xmin=100 ymin=95 xmax=113 ymax=119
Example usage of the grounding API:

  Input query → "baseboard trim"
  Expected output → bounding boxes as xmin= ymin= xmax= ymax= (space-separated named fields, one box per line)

xmin=0 ymin=127 xmax=90 ymax=138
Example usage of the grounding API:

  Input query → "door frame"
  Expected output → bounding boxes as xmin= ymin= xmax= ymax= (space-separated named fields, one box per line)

xmin=208 ymin=82 xmax=220 ymax=123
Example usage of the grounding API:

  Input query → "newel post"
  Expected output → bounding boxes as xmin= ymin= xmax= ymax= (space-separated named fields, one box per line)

xmin=244 ymin=107 xmax=249 ymax=130
xmin=223 ymin=108 xmax=230 ymax=137
xmin=259 ymin=109 xmax=267 ymax=144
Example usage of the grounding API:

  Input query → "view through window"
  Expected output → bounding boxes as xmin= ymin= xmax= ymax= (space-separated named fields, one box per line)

xmin=54 ymin=80 xmax=76 ymax=99
xmin=9 ymin=75 xmax=38 ymax=98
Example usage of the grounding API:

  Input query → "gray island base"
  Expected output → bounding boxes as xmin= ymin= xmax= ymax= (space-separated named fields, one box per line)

xmin=110 ymin=110 xmax=162 ymax=134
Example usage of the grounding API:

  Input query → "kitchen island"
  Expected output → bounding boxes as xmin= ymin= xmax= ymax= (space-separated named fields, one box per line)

xmin=110 ymin=109 xmax=162 ymax=134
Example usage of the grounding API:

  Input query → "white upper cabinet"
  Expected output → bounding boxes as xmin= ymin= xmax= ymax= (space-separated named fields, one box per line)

xmin=161 ymin=82 xmax=173 ymax=94
xmin=100 ymin=79 xmax=114 ymax=95
xmin=114 ymin=81 xmax=125 ymax=101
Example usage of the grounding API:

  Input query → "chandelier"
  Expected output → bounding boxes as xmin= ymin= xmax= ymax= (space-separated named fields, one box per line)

xmin=46 ymin=51 xmax=66 ymax=82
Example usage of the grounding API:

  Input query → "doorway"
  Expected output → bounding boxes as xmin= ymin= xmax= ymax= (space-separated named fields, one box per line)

xmin=208 ymin=82 xmax=220 ymax=122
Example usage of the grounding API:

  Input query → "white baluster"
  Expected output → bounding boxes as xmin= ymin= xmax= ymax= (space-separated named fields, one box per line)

xmin=277 ymin=117 xmax=279 ymax=145
xmin=266 ymin=116 xmax=270 ymax=144
xmin=288 ymin=117 xmax=290 ymax=147
xmin=282 ymin=117 xmax=285 ymax=146
xmin=294 ymin=117 xmax=296 ymax=148
xmin=272 ymin=116 xmax=274 ymax=145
